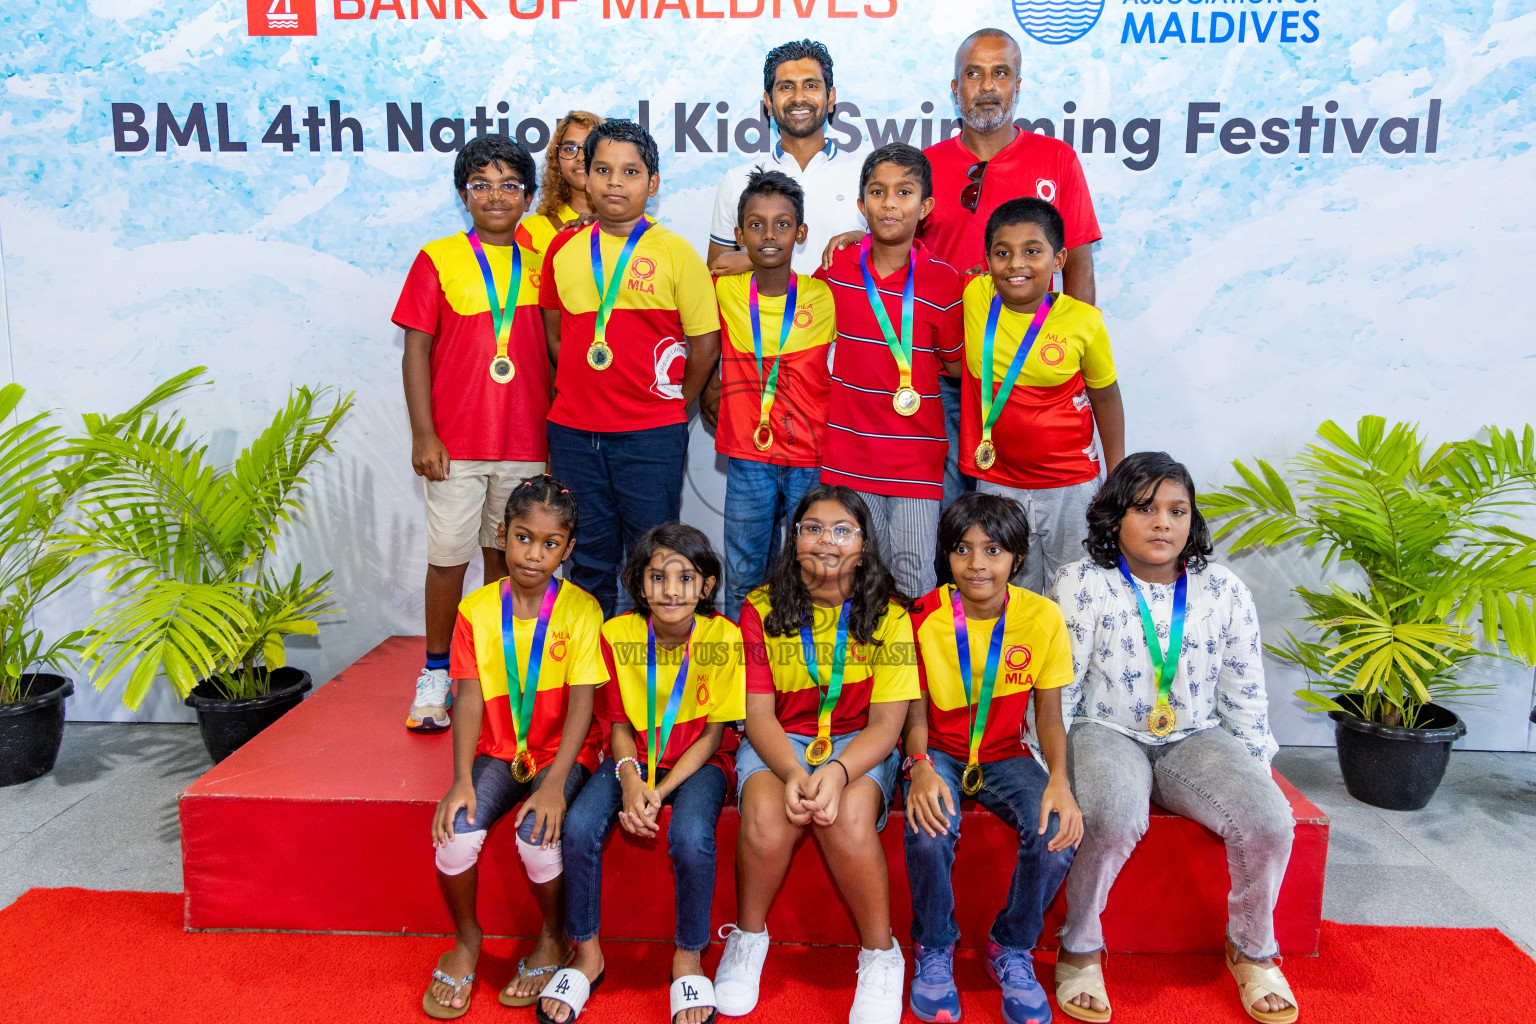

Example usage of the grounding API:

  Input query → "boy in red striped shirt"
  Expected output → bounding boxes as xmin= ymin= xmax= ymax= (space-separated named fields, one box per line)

xmin=815 ymin=143 xmax=963 ymax=599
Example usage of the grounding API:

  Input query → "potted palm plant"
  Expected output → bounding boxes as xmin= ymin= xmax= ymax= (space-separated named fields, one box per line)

xmin=1204 ymin=417 xmax=1536 ymax=810
xmin=67 ymin=372 xmax=353 ymax=763
xmin=1 ymin=374 xmax=199 ymax=785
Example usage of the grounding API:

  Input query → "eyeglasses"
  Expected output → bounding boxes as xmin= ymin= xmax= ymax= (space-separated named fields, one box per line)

xmin=960 ymin=160 xmax=988 ymax=213
xmin=465 ymin=181 xmax=526 ymax=195
xmin=558 ymin=142 xmax=584 ymax=159
xmin=794 ymin=522 xmax=863 ymax=545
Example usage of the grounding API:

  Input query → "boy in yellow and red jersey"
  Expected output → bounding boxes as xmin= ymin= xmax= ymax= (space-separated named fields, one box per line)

xmin=394 ymin=135 xmax=549 ymax=735
xmin=539 ymin=119 xmax=721 ymax=619
xmin=960 ymin=197 xmax=1125 ymax=595
xmin=702 ymin=169 xmax=837 ymax=621
xmin=902 ymin=492 xmax=1083 ymax=1024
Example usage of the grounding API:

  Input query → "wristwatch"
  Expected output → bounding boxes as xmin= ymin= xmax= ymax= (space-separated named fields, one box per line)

xmin=901 ymin=753 xmax=933 ymax=779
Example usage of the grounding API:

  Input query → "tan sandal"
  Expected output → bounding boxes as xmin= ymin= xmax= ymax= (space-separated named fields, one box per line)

xmin=1226 ymin=949 xmax=1299 ymax=1024
xmin=501 ymin=951 xmax=575 ymax=1007
xmin=1055 ymin=957 xmax=1112 ymax=1023
xmin=423 ymin=956 xmax=475 ymax=1019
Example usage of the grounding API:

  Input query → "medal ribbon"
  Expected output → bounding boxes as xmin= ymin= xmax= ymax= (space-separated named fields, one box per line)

xmin=950 ymin=586 xmax=1008 ymax=769
xmin=980 ymin=292 xmax=1054 ymax=444
xmin=800 ymin=600 xmax=852 ymax=744
xmin=645 ymin=618 xmax=694 ymax=785
xmin=500 ymin=577 xmax=560 ymax=759
xmin=858 ymin=236 xmax=917 ymax=395
xmin=589 ymin=220 xmax=651 ymax=348
xmin=748 ymin=273 xmax=798 ymax=439
xmin=467 ymin=230 xmax=522 ymax=365
xmin=1117 ymin=556 xmax=1188 ymax=709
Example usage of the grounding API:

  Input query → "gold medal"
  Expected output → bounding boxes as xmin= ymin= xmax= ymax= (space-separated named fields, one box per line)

xmin=892 ymin=386 xmax=921 ymax=417
xmin=961 ymin=762 xmax=984 ymax=796
xmin=974 ymin=439 xmax=996 ymax=471
xmin=753 ymin=422 xmax=774 ymax=452
xmin=586 ymin=340 xmax=613 ymax=371
xmin=489 ymin=355 xmax=515 ymax=384
xmin=805 ymin=735 xmax=834 ymax=767
xmin=1147 ymin=702 xmax=1177 ymax=738
xmin=510 ymin=749 xmax=538 ymax=783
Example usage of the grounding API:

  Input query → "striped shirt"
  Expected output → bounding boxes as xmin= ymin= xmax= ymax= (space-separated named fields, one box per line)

xmin=814 ymin=240 xmax=963 ymax=500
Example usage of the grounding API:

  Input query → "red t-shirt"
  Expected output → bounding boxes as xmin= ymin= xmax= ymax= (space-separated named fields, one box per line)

xmin=922 ymin=131 xmax=1102 ymax=275
xmin=391 ymin=233 xmax=549 ymax=462
xmin=815 ymin=240 xmax=963 ymax=500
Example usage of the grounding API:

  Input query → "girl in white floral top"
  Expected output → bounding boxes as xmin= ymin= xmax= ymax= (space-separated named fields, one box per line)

xmin=1045 ymin=452 xmax=1298 ymax=1024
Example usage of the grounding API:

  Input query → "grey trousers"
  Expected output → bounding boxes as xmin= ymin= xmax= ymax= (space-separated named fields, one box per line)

xmin=975 ymin=477 xmax=1098 ymax=594
xmin=1060 ymin=723 xmax=1294 ymax=960
xmin=855 ymin=490 xmax=941 ymax=599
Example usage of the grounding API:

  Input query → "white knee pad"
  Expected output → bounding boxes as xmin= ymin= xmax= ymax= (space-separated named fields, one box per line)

xmin=435 ymin=829 xmax=487 ymax=876
xmin=517 ymin=834 xmax=564 ymax=884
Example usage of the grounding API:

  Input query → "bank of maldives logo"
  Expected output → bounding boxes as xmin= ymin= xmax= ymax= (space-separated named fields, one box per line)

xmin=247 ymin=0 xmax=317 ymax=36
xmin=1013 ymin=0 xmax=1104 ymax=44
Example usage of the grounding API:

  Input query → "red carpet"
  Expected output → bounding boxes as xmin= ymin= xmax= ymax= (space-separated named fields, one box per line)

xmin=3 ymin=888 xmax=1532 ymax=1023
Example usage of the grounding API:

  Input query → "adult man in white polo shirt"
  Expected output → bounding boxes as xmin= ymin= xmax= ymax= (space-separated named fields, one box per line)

xmin=707 ymin=39 xmax=864 ymax=277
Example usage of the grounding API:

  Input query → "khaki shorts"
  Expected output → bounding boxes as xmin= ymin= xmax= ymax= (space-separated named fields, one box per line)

xmin=424 ymin=459 xmax=545 ymax=566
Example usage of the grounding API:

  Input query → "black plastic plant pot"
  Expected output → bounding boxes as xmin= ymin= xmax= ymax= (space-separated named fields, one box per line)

xmin=1328 ymin=695 xmax=1467 ymax=811
xmin=183 ymin=668 xmax=312 ymax=764
xmin=0 ymin=675 xmax=74 ymax=787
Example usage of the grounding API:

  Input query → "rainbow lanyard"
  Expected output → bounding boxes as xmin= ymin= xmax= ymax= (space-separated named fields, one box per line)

xmin=800 ymin=600 xmax=852 ymax=744
xmin=589 ymin=220 xmax=650 ymax=348
xmin=500 ymin=577 xmax=560 ymax=759
xmin=1117 ymin=556 xmax=1187 ymax=708
xmin=645 ymin=617 xmax=694 ymax=785
xmin=951 ymin=586 xmax=1009 ymax=770
xmin=858 ymin=236 xmax=916 ymax=394
xmin=980 ymin=293 xmax=1054 ymax=443
xmin=467 ymin=230 xmax=522 ymax=360
xmin=748 ymin=273 xmax=798 ymax=432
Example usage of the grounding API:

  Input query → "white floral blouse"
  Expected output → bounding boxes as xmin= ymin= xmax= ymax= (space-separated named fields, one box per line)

xmin=1045 ymin=558 xmax=1278 ymax=763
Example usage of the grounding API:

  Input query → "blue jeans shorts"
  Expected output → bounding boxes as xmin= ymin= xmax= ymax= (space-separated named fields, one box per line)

xmin=735 ymin=730 xmax=902 ymax=832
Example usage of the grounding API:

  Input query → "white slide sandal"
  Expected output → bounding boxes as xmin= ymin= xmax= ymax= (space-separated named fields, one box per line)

xmin=670 ymin=974 xmax=719 ymax=1024
xmin=536 ymin=967 xmax=605 ymax=1024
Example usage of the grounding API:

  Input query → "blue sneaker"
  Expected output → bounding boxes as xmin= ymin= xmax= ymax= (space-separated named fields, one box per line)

xmin=985 ymin=941 xmax=1050 ymax=1024
xmin=909 ymin=943 xmax=961 ymax=1022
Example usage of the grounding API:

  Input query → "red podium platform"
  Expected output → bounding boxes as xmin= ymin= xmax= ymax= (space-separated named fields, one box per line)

xmin=181 ymin=637 xmax=1328 ymax=953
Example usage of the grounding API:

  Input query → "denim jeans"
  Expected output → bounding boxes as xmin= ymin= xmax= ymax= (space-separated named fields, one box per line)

xmin=546 ymin=421 xmax=689 ymax=617
xmin=450 ymin=756 xmax=592 ymax=846
xmin=561 ymin=759 xmax=728 ymax=952
xmin=903 ymin=748 xmax=1074 ymax=952
xmin=722 ymin=457 xmax=820 ymax=621
xmin=1061 ymin=723 xmax=1294 ymax=960
xmin=934 ymin=376 xmax=974 ymax=588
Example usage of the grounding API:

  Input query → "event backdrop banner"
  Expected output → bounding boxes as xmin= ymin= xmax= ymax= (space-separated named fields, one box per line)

xmin=2 ymin=1 xmax=1533 ymax=746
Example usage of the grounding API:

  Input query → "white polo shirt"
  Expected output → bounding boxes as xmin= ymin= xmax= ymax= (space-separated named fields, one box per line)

xmin=709 ymin=141 xmax=866 ymax=276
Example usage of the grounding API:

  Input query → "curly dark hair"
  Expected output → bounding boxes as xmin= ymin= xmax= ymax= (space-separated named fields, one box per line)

xmin=737 ymin=167 xmax=805 ymax=229
xmin=536 ymin=110 xmax=602 ymax=220
xmin=1084 ymin=452 xmax=1213 ymax=572
xmin=502 ymin=473 xmax=578 ymax=534
xmin=620 ymin=523 xmax=721 ymax=618
xmin=761 ymin=484 xmax=911 ymax=646
xmin=584 ymin=118 xmax=659 ymax=178
xmin=762 ymin=39 xmax=833 ymax=93
xmin=453 ymin=134 xmax=536 ymax=194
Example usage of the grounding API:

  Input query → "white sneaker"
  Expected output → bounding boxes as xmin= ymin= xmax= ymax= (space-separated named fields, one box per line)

xmin=850 ymin=939 xmax=905 ymax=1024
xmin=713 ymin=924 xmax=770 ymax=1016
xmin=406 ymin=668 xmax=452 ymax=732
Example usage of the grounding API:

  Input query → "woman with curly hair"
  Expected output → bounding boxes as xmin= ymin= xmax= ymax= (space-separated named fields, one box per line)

xmin=1045 ymin=452 xmax=1297 ymax=1024
xmin=522 ymin=110 xmax=602 ymax=256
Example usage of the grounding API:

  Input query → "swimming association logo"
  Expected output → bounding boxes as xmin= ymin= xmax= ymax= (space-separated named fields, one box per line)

xmin=631 ymin=257 xmax=657 ymax=280
xmin=794 ymin=308 xmax=813 ymax=329
xmin=1012 ymin=0 xmax=1104 ymax=44
xmin=247 ymin=0 xmax=317 ymax=36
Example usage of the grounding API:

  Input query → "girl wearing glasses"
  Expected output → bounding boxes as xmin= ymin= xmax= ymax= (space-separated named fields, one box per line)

xmin=526 ymin=111 xmax=603 ymax=255
xmin=713 ymin=484 xmax=918 ymax=1024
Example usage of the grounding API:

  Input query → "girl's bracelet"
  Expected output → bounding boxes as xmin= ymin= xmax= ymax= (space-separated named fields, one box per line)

xmin=613 ymin=756 xmax=643 ymax=782
xmin=827 ymin=758 xmax=851 ymax=786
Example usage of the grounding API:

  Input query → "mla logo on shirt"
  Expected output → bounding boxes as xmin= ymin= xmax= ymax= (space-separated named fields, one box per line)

xmin=793 ymin=309 xmax=814 ymax=329
xmin=247 ymin=0 xmax=317 ymax=35
xmin=1039 ymin=342 xmax=1065 ymax=366
xmin=631 ymin=257 xmax=657 ymax=279
xmin=695 ymin=681 xmax=711 ymax=706
xmin=1005 ymin=645 xmax=1032 ymax=671
xmin=550 ymin=639 xmax=567 ymax=662
xmin=1035 ymin=178 xmax=1058 ymax=203
xmin=1012 ymin=0 xmax=1103 ymax=45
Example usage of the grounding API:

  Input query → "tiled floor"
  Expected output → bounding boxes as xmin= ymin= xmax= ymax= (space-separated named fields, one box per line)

xmin=2 ymin=725 xmax=1533 ymax=953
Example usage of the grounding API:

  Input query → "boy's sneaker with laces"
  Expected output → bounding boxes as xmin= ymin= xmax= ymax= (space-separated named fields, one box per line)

xmin=910 ymin=943 xmax=961 ymax=1022
xmin=850 ymin=939 xmax=905 ymax=1024
xmin=406 ymin=668 xmax=452 ymax=732
xmin=985 ymin=940 xmax=1051 ymax=1024
xmin=713 ymin=924 xmax=771 ymax=1016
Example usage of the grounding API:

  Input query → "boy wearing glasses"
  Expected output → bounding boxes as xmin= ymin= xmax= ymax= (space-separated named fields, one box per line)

xmin=392 ymin=134 xmax=548 ymax=733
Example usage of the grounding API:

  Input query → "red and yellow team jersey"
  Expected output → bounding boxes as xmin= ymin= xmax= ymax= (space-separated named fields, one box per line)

xmin=522 ymin=204 xmax=580 ymax=262
xmin=596 ymin=612 xmax=746 ymax=785
xmin=449 ymin=580 xmax=607 ymax=770
xmin=912 ymin=584 xmax=1074 ymax=763
xmin=392 ymin=232 xmax=548 ymax=462
xmin=714 ymin=272 xmax=835 ymax=468
xmin=540 ymin=222 xmax=718 ymax=433
xmin=960 ymin=279 xmax=1117 ymax=490
xmin=741 ymin=590 xmax=919 ymax=736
